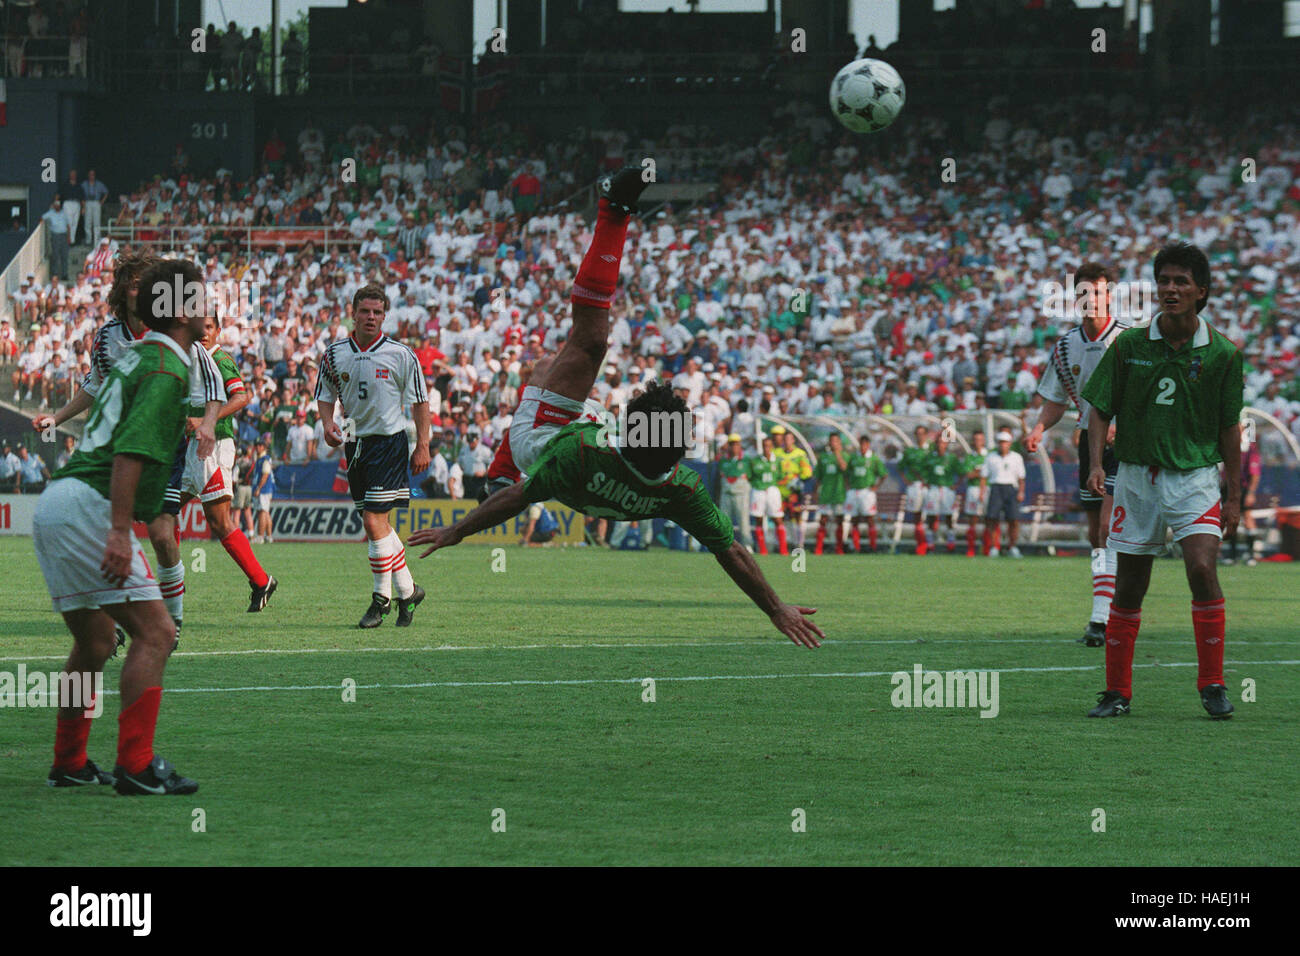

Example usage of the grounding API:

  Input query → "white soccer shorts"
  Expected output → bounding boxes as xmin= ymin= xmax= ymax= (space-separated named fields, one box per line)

xmin=1108 ymin=462 xmax=1222 ymax=556
xmin=33 ymin=478 xmax=163 ymax=612
xmin=905 ymin=480 xmax=926 ymax=514
xmin=509 ymin=385 xmax=607 ymax=476
xmin=844 ymin=488 xmax=877 ymax=517
xmin=751 ymin=485 xmax=784 ymax=519
xmin=922 ymin=485 xmax=956 ymax=517
xmin=962 ymin=486 xmax=985 ymax=516
xmin=181 ymin=436 xmax=236 ymax=503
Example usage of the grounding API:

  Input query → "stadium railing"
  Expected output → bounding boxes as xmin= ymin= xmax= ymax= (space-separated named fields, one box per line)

xmin=102 ymin=223 xmax=363 ymax=258
xmin=0 ymin=221 xmax=49 ymax=329
xmin=0 ymin=35 xmax=102 ymax=83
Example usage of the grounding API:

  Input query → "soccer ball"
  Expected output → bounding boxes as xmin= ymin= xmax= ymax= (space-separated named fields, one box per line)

xmin=829 ymin=58 xmax=905 ymax=134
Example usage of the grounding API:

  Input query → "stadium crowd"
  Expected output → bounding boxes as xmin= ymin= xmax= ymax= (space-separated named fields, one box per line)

xmin=4 ymin=95 xmax=1300 ymax=515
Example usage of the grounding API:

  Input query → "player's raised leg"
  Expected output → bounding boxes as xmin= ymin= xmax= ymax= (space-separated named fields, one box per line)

xmin=530 ymin=166 xmax=649 ymax=405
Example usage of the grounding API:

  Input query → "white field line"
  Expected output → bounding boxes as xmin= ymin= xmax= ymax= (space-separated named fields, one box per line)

xmin=4 ymin=638 xmax=1300 ymax=664
xmin=68 ymin=659 xmax=1300 ymax=697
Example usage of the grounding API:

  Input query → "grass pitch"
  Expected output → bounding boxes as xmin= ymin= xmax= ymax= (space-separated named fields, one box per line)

xmin=1 ymin=537 xmax=1297 ymax=866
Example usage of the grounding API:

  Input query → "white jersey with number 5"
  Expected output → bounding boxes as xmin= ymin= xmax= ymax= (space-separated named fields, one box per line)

xmin=315 ymin=333 xmax=427 ymax=438
xmin=1036 ymin=317 xmax=1127 ymax=430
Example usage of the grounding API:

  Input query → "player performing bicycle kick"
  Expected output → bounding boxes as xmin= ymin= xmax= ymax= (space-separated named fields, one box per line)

xmin=408 ymin=168 xmax=823 ymax=648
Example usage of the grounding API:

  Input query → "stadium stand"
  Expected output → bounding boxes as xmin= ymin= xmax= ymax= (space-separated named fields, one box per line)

xmin=2 ymin=4 xmax=1298 ymax=552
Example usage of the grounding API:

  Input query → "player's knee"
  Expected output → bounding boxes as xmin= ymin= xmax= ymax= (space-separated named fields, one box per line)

xmin=1185 ymin=557 xmax=1219 ymax=596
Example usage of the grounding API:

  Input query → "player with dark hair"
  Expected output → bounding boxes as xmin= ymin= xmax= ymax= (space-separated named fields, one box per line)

xmin=410 ymin=168 xmax=823 ymax=648
xmin=1025 ymin=262 xmax=1128 ymax=646
xmin=1081 ymin=241 xmax=1242 ymax=719
xmin=179 ymin=314 xmax=277 ymax=612
xmin=33 ymin=258 xmax=207 ymax=795
xmin=317 ymin=283 xmax=431 ymax=628
xmin=812 ymin=433 xmax=849 ymax=555
xmin=34 ymin=252 xmax=224 ymax=652
xmin=900 ymin=424 xmax=931 ymax=554
xmin=845 ymin=434 xmax=887 ymax=554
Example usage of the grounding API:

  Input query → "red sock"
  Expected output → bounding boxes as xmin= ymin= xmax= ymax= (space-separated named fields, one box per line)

xmin=814 ymin=525 xmax=826 ymax=554
xmin=834 ymin=521 xmax=845 ymax=553
xmin=571 ymin=200 xmax=630 ymax=308
xmin=755 ymin=528 xmax=767 ymax=555
xmin=868 ymin=523 xmax=877 ymax=550
xmin=966 ymin=524 xmax=977 ymax=554
xmin=982 ymin=529 xmax=992 ymax=554
xmin=915 ymin=523 xmax=927 ymax=554
xmin=116 ymin=686 xmax=162 ymax=775
xmin=1105 ymin=606 xmax=1141 ymax=699
xmin=776 ymin=523 xmax=789 ymax=555
xmin=54 ymin=711 xmax=94 ymax=771
xmin=1192 ymin=599 xmax=1226 ymax=690
xmin=851 ymin=525 xmax=861 ymax=551
xmin=221 ymin=529 xmax=269 ymax=588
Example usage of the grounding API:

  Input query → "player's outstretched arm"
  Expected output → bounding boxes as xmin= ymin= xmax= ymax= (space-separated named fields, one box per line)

xmin=410 ymin=480 xmax=530 ymax=557
xmin=1025 ymin=399 xmax=1067 ymax=452
xmin=714 ymin=540 xmax=823 ymax=648
xmin=32 ymin=386 xmax=94 ymax=431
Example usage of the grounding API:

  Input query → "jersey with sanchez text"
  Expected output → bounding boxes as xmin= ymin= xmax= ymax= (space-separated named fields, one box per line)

xmin=523 ymin=421 xmax=734 ymax=554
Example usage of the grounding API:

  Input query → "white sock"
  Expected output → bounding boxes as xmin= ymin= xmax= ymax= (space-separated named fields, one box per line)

xmin=1091 ymin=547 xmax=1115 ymax=623
xmin=158 ymin=562 xmax=185 ymax=621
xmin=387 ymin=531 xmax=415 ymax=600
xmin=368 ymin=537 xmax=393 ymax=599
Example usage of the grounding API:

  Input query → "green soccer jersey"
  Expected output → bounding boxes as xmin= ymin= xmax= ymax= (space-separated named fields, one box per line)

xmin=719 ymin=457 xmax=750 ymax=487
xmin=925 ymin=449 xmax=963 ymax=488
xmin=54 ymin=333 xmax=191 ymax=521
xmin=846 ymin=451 xmax=887 ymax=490
xmin=813 ymin=452 xmax=848 ymax=505
xmin=900 ymin=445 xmax=929 ymax=483
xmin=747 ymin=454 xmax=780 ymax=491
xmin=523 ymin=422 xmax=734 ymax=553
xmin=1081 ymin=316 xmax=1244 ymax=471
xmin=962 ymin=452 xmax=987 ymax=484
xmin=188 ymin=346 xmax=245 ymax=441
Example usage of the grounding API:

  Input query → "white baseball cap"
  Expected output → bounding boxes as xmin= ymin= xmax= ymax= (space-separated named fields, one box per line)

xmin=996 ymin=430 xmax=1014 ymax=442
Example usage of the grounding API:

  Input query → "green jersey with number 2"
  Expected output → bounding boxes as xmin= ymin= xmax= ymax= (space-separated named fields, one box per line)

xmin=1081 ymin=316 xmax=1243 ymax=471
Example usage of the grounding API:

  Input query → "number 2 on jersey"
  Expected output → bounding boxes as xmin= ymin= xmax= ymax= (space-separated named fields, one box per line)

xmin=1154 ymin=377 xmax=1176 ymax=405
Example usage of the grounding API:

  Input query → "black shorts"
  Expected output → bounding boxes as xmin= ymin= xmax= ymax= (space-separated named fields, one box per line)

xmin=160 ymin=437 xmax=188 ymax=516
xmin=1077 ymin=429 xmax=1117 ymax=510
xmin=345 ymin=432 xmax=410 ymax=513
xmin=986 ymin=484 xmax=1020 ymax=522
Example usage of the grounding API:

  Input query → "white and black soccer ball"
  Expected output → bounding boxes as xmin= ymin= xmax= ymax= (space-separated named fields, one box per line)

xmin=829 ymin=58 xmax=905 ymax=134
